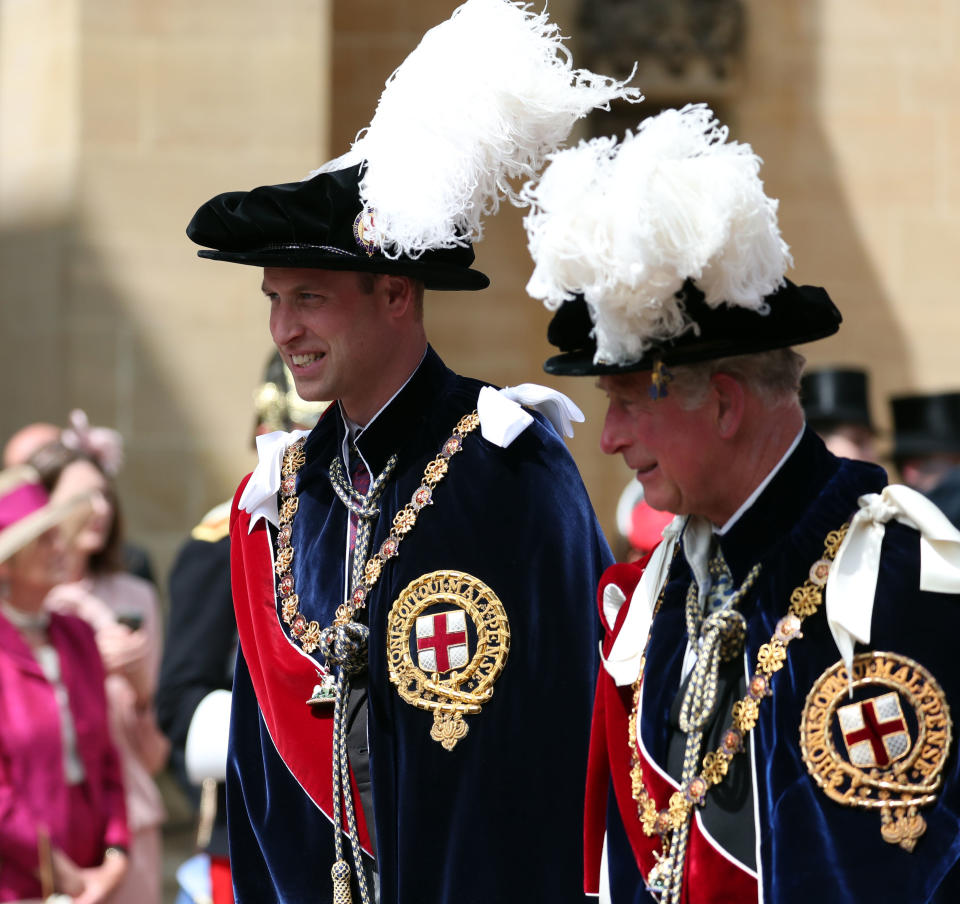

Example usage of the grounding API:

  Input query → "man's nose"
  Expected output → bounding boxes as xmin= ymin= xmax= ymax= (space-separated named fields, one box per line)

xmin=269 ymin=299 xmax=303 ymax=345
xmin=599 ymin=405 xmax=628 ymax=456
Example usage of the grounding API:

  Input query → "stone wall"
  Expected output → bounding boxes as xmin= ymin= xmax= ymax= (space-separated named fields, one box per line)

xmin=0 ymin=0 xmax=332 ymax=580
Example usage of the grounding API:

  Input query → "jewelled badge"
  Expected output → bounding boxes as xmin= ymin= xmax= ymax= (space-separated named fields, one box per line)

xmin=353 ymin=207 xmax=379 ymax=257
xmin=800 ymin=651 xmax=952 ymax=851
xmin=387 ymin=570 xmax=510 ymax=751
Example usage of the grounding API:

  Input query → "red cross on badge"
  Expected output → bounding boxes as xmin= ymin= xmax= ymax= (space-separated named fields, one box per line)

xmin=416 ymin=609 xmax=469 ymax=674
xmin=837 ymin=692 xmax=910 ymax=768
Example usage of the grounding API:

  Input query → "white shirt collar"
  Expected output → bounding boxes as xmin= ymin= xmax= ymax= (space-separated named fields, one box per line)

xmin=715 ymin=425 xmax=804 ymax=536
xmin=338 ymin=348 xmax=427 ymax=473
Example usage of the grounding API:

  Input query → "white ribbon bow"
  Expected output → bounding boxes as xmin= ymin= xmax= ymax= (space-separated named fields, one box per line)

xmin=601 ymin=514 xmax=688 ymax=686
xmin=238 ymin=429 xmax=311 ymax=531
xmin=827 ymin=484 xmax=960 ymax=681
xmin=238 ymin=383 xmax=583 ymax=528
xmin=477 ymin=384 xmax=584 ymax=448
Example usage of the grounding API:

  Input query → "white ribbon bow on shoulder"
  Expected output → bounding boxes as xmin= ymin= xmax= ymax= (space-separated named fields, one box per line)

xmin=238 ymin=429 xmax=311 ymax=531
xmin=238 ymin=383 xmax=583 ymax=530
xmin=601 ymin=514 xmax=688 ymax=686
xmin=827 ymin=484 xmax=960 ymax=682
xmin=477 ymin=383 xmax=584 ymax=448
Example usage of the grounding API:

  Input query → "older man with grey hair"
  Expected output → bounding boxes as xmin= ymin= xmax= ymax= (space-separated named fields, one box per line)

xmin=522 ymin=104 xmax=960 ymax=904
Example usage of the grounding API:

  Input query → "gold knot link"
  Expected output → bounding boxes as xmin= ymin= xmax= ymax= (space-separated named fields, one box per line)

xmin=274 ymin=547 xmax=294 ymax=575
xmin=825 ymin=524 xmax=849 ymax=557
xmin=282 ymin=446 xmax=306 ymax=475
xmin=279 ymin=497 xmax=299 ymax=522
xmin=300 ymin=622 xmax=322 ymax=653
xmin=757 ymin=640 xmax=787 ymax=674
xmin=424 ymin=457 xmax=449 ymax=486
xmin=667 ymin=792 xmax=689 ymax=830
xmin=701 ymin=751 xmax=729 ymax=785
xmin=455 ymin=412 xmax=480 ymax=435
xmin=640 ymin=796 xmax=659 ymax=835
xmin=364 ymin=558 xmax=382 ymax=584
xmin=392 ymin=507 xmax=416 ymax=535
xmin=732 ymin=698 xmax=759 ymax=732
xmin=789 ymin=583 xmax=820 ymax=617
xmin=281 ymin=596 xmax=299 ymax=623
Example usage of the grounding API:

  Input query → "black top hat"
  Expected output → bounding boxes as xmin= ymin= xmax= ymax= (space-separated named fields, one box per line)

xmin=187 ymin=164 xmax=489 ymax=292
xmin=800 ymin=368 xmax=874 ymax=432
xmin=543 ymin=279 xmax=841 ymax=376
xmin=890 ymin=392 xmax=960 ymax=462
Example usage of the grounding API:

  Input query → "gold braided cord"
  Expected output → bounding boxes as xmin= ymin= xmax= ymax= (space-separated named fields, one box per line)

xmin=272 ymin=410 xmax=482 ymax=903
xmin=274 ymin=411 xmax=480 ymax=652
xmin=628 ymin=523 xmax=849 ymax=897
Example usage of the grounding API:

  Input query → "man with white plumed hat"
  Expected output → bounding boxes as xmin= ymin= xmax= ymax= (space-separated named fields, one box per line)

xmin=522 ymin=104 xmax=960 ymax=903
xmin=185 ymin=2 xmax=643 ymax=902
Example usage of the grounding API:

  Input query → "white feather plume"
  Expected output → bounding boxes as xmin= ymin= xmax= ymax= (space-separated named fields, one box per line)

xmin=321 ymin=0 xmax=641 ymax=259
xmin=522 ymin=104 xmax=792 ymax=366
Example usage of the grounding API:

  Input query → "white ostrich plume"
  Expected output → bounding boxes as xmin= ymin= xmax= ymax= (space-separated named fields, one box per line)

xmin=315 ymin=0 xmax=641 ymax=259
xmin=522 ymin=104 xmax=793 ymax=367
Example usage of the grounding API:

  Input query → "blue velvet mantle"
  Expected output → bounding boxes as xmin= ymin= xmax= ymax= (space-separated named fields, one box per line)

xmin=227 ymin=347 xmax=613 ymax=903
xmin=602 ymin=428 xmax=960 ymax=902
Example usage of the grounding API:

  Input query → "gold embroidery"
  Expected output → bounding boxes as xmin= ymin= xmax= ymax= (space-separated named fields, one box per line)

xmin=628 ymin=523 xmax=849 ymax=896
xmin=800 ymin=651 xmax=951 ymax=852
xmin=387 ymin=570 xmax=510 ymax=750
xmin=272 ymin=411 xmax=481 ymax=657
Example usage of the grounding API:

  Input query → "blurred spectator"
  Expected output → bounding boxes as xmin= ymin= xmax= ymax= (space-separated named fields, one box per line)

xmin=891 ymin=391 xmax=960 ymax=526
xmin=157 ymin=352 xmax=329 ymax=904
xmin=615 ymin=478 xmax=674 ymax=563
xmin=2 ymin=422 xmax=61 ymax=469
xmin=801 ymin=367 xmax=878 ymax=462
xmin=32 ymin=440 xmax=168 ymax=904
xmin=0 ymin=466 xmax=129 ymax=902
xmin=3 ymin=413 xmax=157 ymax=585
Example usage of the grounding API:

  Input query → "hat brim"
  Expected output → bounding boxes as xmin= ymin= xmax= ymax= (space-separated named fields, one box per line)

xmin=197 ymin=248 xmax=489 ymax=293
xmin=543 ymin=281 xmax=841 ymax=376
xmin=892 ymin=435 xmax=960 ymax=463
xmin=806 ymin=410 xmax=875 ymax=433
xmin=0 ymin=492 xmax=93 ymax=565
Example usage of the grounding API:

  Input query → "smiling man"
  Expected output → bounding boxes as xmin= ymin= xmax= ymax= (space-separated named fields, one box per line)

xmin=187 ymin=140 xmax=612 ymax=904
xmin=182 ymin=2 xmax=644 ymax=901
xmin=523 ymin=105 xmax=960 ymax=903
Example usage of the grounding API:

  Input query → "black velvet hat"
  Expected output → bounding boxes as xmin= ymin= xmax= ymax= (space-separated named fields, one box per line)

xmin=801 ymin=367 xmax=874 ymax=432
xmin=543 ymin=279 xmax=841 ymax=376
xmin=186 ymin=164 xmax=489 ymax=292
xmin=890 ymin=392 xmax=960 ymax=462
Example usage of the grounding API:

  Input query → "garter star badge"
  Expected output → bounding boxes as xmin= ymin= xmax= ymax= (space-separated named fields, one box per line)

xmin=387 ymin=570 xmax=510 ymax=751
xmin=353 ymin=207 xmax=379 ymax=257
xmin=800 ymin=652 xmax=952 ymax=852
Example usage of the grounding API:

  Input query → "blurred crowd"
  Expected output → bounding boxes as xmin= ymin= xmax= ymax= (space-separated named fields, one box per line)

xmin=0 ymin=414 xmax=165 ymax=903
xmin=4 ymin=354 xmax=960 ymax=903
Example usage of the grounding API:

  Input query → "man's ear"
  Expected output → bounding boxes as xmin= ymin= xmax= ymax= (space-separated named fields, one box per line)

xmin=380 ymin=275 xmax=415 ymax=318
xmin=710 ymin=373 xmax=745 ymax=439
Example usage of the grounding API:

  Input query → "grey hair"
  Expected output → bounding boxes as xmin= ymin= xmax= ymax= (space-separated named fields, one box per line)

xmin=668 ymin=347 xmax=807 ymax=411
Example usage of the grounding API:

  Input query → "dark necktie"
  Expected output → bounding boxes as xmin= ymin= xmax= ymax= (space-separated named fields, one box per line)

xmin=348 ymin=446 xmax=370 ymax=552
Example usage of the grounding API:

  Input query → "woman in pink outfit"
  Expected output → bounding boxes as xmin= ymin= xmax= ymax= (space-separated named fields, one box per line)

xmin=34 ymin=432 xmax=169 ymax=904
xmin=0 ymin=467 xmax=130 ymax=902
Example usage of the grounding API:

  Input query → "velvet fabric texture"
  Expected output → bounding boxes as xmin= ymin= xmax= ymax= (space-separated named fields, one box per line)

xmin=586 ymin=428 xmax=960 ymax=902
xmin=227 ymin=347 xmax=612 ymax=903
xmin=0 ymin=610 xmax=129 ymax=901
